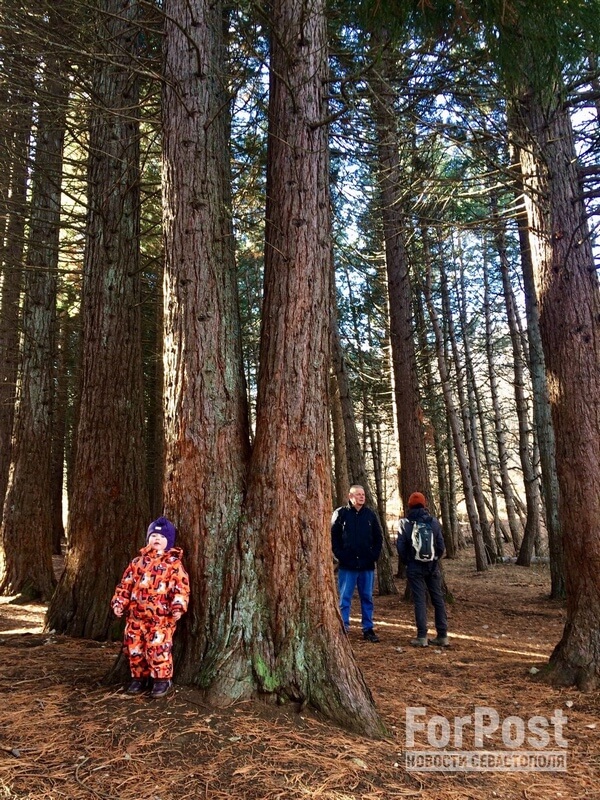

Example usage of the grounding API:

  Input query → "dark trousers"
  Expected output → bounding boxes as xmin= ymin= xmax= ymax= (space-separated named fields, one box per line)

xmin=406 ymin=561 xmax=447 ymax=639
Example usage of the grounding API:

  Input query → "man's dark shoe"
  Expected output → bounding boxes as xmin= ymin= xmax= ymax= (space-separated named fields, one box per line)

xmin=363 ymin=629 xmax=380 ymax=643
xmin=429 ymin=635 xmax=450 ymax=647
xmin=410 ymin=637 xmax=429 ymax=647
xmin=150 ymin=679 xmax=172 ymax=699
xmin=125 ymin=678 xmax=147 ymax=696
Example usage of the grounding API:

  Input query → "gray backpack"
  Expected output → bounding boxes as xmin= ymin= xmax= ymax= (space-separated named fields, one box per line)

xmin=411 ymin=519 xmax=435 ymax=562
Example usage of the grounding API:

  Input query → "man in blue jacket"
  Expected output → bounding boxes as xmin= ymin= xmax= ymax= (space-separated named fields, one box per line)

xmin=397 ymin=491 xmax=449 ymax=647
xmin=331 ymin=484 xmax=383 ymax=642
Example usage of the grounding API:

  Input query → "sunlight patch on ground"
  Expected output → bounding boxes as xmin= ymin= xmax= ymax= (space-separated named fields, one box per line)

xmin=353 ymin=616 xmax=552 ymax=658
xmin=0 ymin=596 xmax=46 ymax=635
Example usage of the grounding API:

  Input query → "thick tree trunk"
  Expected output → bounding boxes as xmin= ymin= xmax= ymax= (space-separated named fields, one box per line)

xmin=46 ymin=0 xmax=148 ymax=638
xmin=236 ymin=0 xmax=384 ymax=735
xmin=512 ymin=84 xmax=600 ymax=688
xmin=0 ymin=12 xmax=69 ymax=599
xmin=160 ymin=0 xmax=250 ymax=686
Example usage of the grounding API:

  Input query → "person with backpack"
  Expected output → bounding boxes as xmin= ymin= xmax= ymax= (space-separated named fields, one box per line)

xmin=331 ymin=484 xmax=383 ymax=643
xmin=396 ymin=492 xmax=449 ymax=647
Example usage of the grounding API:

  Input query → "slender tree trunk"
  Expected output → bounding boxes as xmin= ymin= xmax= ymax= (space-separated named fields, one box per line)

xmin=454 ymin=249 xmax=499 ymax=561
xmin=482 ymin=250 xmax=521 ymax=554
xmin=438 ymin=255 xmax=489 ymax=568
xmin=422 ymin=247 xmax=488 ymax=572
xmin=371 ymin=66 xmax=432 ymax=512
xmin=46 ymin=0 xmax=148 ymax=638
xmin=511 ymin=81 xmax=600 ymax=687
xmin=51 ymin=309 xmax=69 ymax=555
xmin=147 ymin=261 xmax=164 ymax=518
xmin=367 ymin=418 xmax=386 ymax=529
xmin=63 ymin=306 xmax=79 ymax=516
xmin=0 ymin=45 xmax=12 ymax=271
xmin=0 ymin=7 xmax=69 ymax=598
xmin=413 ymin=287 xmax=456 ymax=556
xmin=330 ymin=371 xmax=350 ymax=507
xmin=490 ymin=196 xmax=542 ymax=566
xmin=446 ymin=414 xmax=463 ymax=551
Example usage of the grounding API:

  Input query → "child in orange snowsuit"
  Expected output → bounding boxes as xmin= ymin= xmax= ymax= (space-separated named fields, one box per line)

xmin=111 ymin=517 xmax=190 ymax=698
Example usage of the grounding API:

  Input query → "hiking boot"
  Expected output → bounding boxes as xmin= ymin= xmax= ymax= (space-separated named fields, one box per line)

xmin=150 ymin=679 xmax=172 ymax=699
xmin=363 ymin=629 xmax=380 ymax=643
xmin=125 ymin=678 xmax=147 ymax=696
xmin=429 ymin=636 xmax=450 ymax=647
xmin=410 ymin=637 xmax=429 ymax=647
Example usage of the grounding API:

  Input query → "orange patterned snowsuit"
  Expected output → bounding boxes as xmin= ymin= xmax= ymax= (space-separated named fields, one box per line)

xmin=111 ymin=546 xmax=190 ymax=680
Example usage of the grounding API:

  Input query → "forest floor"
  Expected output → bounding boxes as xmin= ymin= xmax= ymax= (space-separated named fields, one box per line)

xmin=1 ymin=550 xmax=599 ymax=800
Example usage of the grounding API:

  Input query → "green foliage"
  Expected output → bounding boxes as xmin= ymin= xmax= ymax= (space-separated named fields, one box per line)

xmin=347 ymin=0 xmax=600 ymax=99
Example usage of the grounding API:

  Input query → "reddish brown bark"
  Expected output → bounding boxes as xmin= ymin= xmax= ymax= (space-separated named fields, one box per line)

xmin=160 ymin=0 xmax=250 ymax=686
xmin=0 ymin=51 xmax=33 ymax=529
xmin=370 ymin=49 xmax=432 ymax=512
xmin=513 ymin=84 xmax=600 ymax=688
xmin=235 ymin=0 xmax=384 ymax=734
xmin=46 ymin=0 xmax=148 ymax=638
xmin=0 ymin=7 xmax=70 ymax=598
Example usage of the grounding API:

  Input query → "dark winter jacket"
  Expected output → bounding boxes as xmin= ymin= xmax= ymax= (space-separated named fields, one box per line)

xmin=331 ymin=503 xmax=383 ymax=571
xmin=396 ymin=507 xmax=445 ymax=566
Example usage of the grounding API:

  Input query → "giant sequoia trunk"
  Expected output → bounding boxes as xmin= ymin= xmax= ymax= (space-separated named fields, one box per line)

xmin=46 ymin=0 xmax=148 ymax=638
xmin=236 ymin=0 xmax=383 ymax=735
xmin=0 ymin=8 xmax=69 ymax=599
xmin=153 ymin=0 xmax=383 ymax=737
xmin=160 ymin=0 xmax=250 ymax=686
xmin=512 ymin=83 xmax=600 ymax=688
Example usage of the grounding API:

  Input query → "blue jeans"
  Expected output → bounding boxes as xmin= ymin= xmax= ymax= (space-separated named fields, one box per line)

xmin=338 ymin=568 xmax=375 ymax=631
xmin=406 ymin=561 xmax=447 ymax=639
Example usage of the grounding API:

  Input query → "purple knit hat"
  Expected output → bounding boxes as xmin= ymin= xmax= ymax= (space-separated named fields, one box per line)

xmin=146 ymin=517 xmax=176 ymax=551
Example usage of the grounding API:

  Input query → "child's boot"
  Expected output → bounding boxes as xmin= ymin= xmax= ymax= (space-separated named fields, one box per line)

xmin=125 ymin=677 xmax=147 ymax=695
xmin=150 ymin=679 xmax=172 ymax=699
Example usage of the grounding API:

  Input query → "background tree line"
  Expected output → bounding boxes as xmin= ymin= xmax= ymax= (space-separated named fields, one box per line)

xmin=0 ymin=0 xmax=599 ymax=733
